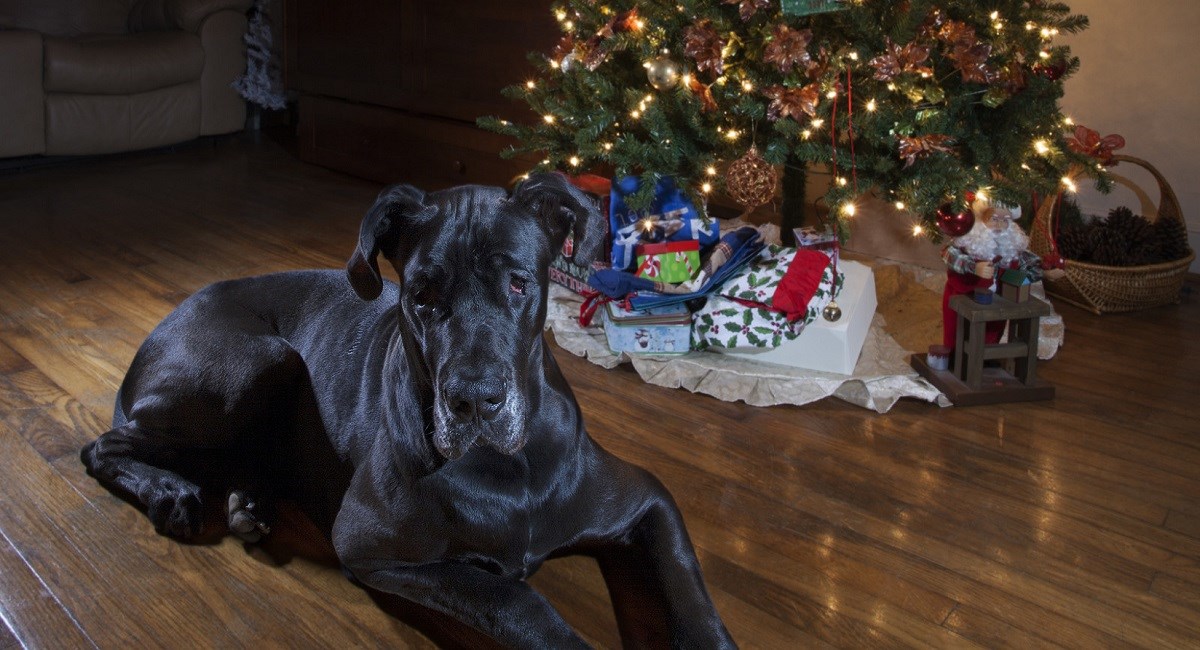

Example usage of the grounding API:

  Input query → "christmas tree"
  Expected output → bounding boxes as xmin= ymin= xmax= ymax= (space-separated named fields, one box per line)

xmin=479 ymin=0 xmax=1108 ymax=241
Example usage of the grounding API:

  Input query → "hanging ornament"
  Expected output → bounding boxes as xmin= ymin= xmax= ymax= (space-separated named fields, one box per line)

xmin=725 ymin=146 xmax=778 ymax=214
xmin=868 ymin=38 xmax=932 ymax=81
xmin=948 ymin=42 xmax=995 ymax=84
xmin=1033 ymin=60 xmax=1067 ymax=81
xmin=936 ymin=202 xmax=975 ymax=237
xmin=687 ymin=74 xmax=718 ymax=112
xmin=761 ymin=83 xmax=820 ymax=121
xmin=762 ymin=25 xmax=813 ymax=74
xmin=822 ymin=300 xmax=842 ymax=322
xmin=724 ymin=0 xmax=771 ymax=21
xmin=684 ymin=20 xmax=726 ymax=77
xmin=581 ymin=8 xmax=640 ymax=70
xmin=897 ymin=134 xmax=956 ymax=168
xmin=646 ymin=55 xmax=682 ymax=90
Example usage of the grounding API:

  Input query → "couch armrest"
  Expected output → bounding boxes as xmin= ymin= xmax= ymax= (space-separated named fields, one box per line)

xmin=129 ymin=0 xmax=254 ymax=34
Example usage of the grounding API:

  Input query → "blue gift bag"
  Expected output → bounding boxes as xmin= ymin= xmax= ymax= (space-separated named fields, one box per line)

xmin=609 ymin=176 xmax=717 ymax=270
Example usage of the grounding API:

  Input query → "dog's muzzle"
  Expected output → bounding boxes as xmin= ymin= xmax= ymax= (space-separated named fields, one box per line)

xmin=433 ymin=373 xmax=526 ymax=460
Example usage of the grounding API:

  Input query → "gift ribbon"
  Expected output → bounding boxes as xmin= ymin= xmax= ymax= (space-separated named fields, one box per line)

xmin=636 ymin=256 xmax=662 ymax=278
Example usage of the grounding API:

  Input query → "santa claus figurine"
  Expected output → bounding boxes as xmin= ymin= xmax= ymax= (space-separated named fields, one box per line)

xmin=941 ymin=198 xmax=1043 ymax=350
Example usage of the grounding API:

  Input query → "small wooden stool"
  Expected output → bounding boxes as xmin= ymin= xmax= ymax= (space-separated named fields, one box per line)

xmin=912 ymin=294 xmax=1055 ymax=406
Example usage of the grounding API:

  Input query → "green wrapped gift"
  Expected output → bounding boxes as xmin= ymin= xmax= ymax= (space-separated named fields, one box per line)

xmin=635 ymin=240 xmax=700 ymax=284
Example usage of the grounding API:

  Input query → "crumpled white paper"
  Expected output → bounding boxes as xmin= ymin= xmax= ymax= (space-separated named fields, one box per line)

xmin=545 ymin=284 xmax=950 ymax=413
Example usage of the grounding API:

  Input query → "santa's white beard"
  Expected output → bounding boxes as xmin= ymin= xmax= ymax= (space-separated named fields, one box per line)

xmin=954 ymin=220 xmax=1029 ymax=266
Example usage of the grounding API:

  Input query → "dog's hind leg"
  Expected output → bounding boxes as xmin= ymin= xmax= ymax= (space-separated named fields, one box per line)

xmin=81 ymin=423 xmax=205 ymax=538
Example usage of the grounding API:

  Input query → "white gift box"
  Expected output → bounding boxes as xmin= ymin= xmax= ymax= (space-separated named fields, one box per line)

xmin=714 ymin=260 xmax=877 ymax=375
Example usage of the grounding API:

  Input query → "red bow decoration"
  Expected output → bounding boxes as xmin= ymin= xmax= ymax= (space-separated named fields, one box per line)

xmin=1066 ymin=125 xmax=1125 ymax=165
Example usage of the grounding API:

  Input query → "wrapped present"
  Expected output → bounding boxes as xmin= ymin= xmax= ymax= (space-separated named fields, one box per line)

xmin=692 ymin=244 xmax=842 ymax=350
xmin=609 ymin=175 xmax=717 ymax=271
xmin=602 ymin=301 xmax=692 ymax=354
xmin=635 ymin=240 xmax=700 ymax=284
xmin=793 ymin=226 xmax=840 ymax=268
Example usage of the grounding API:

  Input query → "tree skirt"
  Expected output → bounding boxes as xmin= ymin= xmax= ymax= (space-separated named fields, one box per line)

xmin=546 ymin=284 xmax=950 ymax=413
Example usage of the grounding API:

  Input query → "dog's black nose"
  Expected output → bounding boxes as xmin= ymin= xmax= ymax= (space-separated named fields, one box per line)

xmin=445 ymin=376 xmax=507 ymax=422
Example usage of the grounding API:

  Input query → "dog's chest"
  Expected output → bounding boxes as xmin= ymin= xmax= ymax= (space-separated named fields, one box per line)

xmin=417 ymin=455 xmax=546 ymax=578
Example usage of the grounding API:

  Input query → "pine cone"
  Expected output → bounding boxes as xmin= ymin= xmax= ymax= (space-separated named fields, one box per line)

xmin=1056 ymin=224 xmax=1094 ymax=262
xmin=1090 ymin=230 xmax=1125 ymax=266
xmin=1098 ymin=207 xmax=1155 ymax=266
xmin=1154 ymin=216 xmax=1192 ymax=262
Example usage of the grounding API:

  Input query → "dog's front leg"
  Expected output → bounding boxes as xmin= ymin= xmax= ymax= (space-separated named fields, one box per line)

xmin=354 ymin=562 xmax=591 ymax=649
xmin=585 ymin=456 xmax=737 ymax=649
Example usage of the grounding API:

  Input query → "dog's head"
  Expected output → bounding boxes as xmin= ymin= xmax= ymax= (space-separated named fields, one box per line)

xmin=346 ymin=173 xmax=602 ymax=461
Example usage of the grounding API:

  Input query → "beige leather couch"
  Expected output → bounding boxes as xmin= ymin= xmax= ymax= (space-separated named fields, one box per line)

xmin=0 ymin=0 xmax=254 ymax=158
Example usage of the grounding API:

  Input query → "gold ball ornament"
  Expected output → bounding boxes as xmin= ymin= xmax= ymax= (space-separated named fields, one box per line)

xmin=646 ymin=55 xmax=682 ymax=90
xmin=822 ymin=300 xmax=842 ymax=322
xmin=725 ymin=146 xmax=778 ymax=213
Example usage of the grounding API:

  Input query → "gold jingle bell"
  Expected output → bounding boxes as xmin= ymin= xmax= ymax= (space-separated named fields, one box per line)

xmin=822 ymin=300 xmax=842 ymax=322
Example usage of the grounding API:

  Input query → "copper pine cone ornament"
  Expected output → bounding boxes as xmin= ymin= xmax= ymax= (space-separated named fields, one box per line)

xmin=726 ymin=146 xmax=778 ymax=212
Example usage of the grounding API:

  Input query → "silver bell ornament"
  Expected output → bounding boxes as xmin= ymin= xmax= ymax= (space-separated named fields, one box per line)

xmin=646 ymin=55 xmax=681 ymax=90
xmin=560 ymin=51 xmax=577 ymax=73
xmin=822 ymin=300 xmax=842 ymax=322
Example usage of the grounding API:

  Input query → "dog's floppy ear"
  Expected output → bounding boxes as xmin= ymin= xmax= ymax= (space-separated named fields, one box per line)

xmin=347 ymin=184 xmax=433 ymax=300
xmin=511 ymin=172 xmax=606 ymax=267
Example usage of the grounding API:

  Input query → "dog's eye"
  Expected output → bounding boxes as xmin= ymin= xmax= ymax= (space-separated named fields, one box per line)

xmin=509 ymin=274 xmax=528 ymax=296
xmin=412 ymin=286 xmax=437 ymax=307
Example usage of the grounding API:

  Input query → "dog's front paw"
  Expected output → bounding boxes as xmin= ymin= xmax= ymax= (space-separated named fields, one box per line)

xmin=227 ymin=490 xmax=271 ymax=543
xmin=138 ymin=476 xmax=203 ymax=538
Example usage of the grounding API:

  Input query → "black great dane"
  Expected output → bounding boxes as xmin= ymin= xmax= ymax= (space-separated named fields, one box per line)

xmin=81 ymin=173 xmax=736 ymax=648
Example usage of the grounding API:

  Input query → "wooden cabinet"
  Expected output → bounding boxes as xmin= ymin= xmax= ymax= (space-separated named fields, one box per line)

xmin=285 ymin=0 xmax=558 ymax=188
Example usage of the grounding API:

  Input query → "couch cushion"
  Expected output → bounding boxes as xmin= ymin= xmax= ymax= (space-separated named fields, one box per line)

xmin=45 ymin=31 xmax=203 ymax=95
xmin=0 ymin=0 xmax=136 ymax=37
xmin=45 ymin=82 xmax=202 ymax=156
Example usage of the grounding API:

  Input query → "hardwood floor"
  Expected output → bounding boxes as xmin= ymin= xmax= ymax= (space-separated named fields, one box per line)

xmin=0 ymin=135 xmax=1198 ymax=648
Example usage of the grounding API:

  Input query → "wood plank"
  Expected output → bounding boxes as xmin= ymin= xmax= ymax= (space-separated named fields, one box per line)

xmin=0 ymin=531 xmax=95 ymax=650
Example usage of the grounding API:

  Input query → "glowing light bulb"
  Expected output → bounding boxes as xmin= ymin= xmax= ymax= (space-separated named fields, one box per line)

xmin=1061 ymin=176 xmax=1077 ymax=192
xmin=990 ymin=10 xmax=1000 ymax=20
xmin=801 ymin=129 xmax=812 ymax=140
xmin=725 ymin=129 xmax=739 ymax=140
xmin=912 ymin=224 xmax=925 ymax=237
xmin=569 ymin=156 xmax=580 ymax=166
xmin=742 ymin=80 xmax=753 ymax=92
xmin=701 ymin=182 xmax=713 ymax=193
xmin=848 ymin=51 xmax=859 ymax=61
xmin=1033 ymin=139 xmax=1050 ymax=154
xmin=895 ymin=201 xmax=906 ymax=211
xmin=603 ymin=142 xmax=613 ymax=150
xmin=841 ymin=203 xmax=857 ymax=217
xmin=866 ymin=99 xmax=877 ymax=112
xmin=526 ymin=80 xmax=536 ymax=89
xmin=630 ymin=110 xmax=640 ymax=119
xmin=836 ymin=177 xmax=848 ymax=187
xmin=555 ymin=9 xmax=567 ymax=21
xmin=706 ymin=166 xmax=717 ymax=176
xmin=543 ymin=114 xmax=555 ymax=124
xmin=826 ymin=89 xmax=838 ymax=99
xmin=810 ymin=118 xmax=825 ymax=129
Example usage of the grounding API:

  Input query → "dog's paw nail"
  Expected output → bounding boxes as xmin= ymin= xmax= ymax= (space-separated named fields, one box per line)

xmin=230 ymin=510 xmax=258 ymax=534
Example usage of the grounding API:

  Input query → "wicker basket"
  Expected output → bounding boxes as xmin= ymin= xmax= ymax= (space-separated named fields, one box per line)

xmin=1030 ymin=154 xmax=1195 ymax=314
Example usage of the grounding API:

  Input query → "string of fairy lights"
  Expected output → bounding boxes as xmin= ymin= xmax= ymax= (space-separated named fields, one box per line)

xmin=482 ymin=1 xmax=1103 ymax=237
